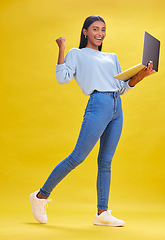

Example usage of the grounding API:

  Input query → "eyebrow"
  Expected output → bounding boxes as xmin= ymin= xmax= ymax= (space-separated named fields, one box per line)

xmin=92 ymin=26 xmax=106 ymax=29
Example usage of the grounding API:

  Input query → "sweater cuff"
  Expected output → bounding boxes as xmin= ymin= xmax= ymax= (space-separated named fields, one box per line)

xmin=126 ymin=79 xmax=135 ymax=89
xmin=56 ymin=63 xmax=66 ymax=71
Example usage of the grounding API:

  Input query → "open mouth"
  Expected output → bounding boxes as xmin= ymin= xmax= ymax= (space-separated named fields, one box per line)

xmin=95 ymin=37 xmax=103 ymax=41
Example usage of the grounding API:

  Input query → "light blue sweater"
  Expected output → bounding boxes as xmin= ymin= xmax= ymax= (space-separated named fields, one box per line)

xmin=56 ymin=47 xmax=133 ymax=95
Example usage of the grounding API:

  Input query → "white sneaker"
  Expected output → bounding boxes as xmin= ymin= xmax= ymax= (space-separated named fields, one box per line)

xmin=93 ymin=210 xmax=125 ymax=227
xmin=29 ymin=190 xmax=52 ymax=224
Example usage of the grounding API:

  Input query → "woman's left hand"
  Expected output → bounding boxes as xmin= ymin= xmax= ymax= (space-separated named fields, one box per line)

xmin=128 ymin=61 xmax=156 ymax=87
xmin=137 ymin=61 xmax=155 ymax=79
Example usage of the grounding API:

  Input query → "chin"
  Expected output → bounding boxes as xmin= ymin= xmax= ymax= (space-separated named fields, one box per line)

xmin=94 ymin=42 xmax=102 ymax=47
xmin=97 ymin=43 xmax=102 ymax=47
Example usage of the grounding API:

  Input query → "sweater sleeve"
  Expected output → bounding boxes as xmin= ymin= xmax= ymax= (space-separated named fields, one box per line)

xmin=56 ymin=49 xmax=76 ymax=84
xmin=114 ymin=54 xmax=135 ymax=95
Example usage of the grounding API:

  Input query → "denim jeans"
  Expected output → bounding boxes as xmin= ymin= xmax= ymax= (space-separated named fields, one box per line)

xmin=40 ymin=90 xmax=123 ymax=210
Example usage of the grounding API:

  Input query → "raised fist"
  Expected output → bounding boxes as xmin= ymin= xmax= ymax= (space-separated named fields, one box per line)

xmin=56 ymin=37 xmax=65 ymax=49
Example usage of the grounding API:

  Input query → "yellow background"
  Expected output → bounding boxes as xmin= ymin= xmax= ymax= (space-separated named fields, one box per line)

xmin=0 ymin=0 xmax=165 ymax=239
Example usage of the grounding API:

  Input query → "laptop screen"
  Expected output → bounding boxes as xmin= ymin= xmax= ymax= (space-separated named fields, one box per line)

xmin=142 ymin=31 xmax=160 ymax=72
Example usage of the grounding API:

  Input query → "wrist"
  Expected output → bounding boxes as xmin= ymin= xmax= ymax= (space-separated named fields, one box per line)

xmin=57 ymin=48 xmax=65 ymax=65
xmin=59 ymin=46 xmax=65 ymax=52
xmin=129 ymin=75 xmax=143 ymax=87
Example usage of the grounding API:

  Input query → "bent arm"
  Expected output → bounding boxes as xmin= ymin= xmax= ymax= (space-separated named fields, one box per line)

xmin=56 ymin=37 xmax=76 ymax=84
xmin=114 ymin=54 xmax=155 ymax=94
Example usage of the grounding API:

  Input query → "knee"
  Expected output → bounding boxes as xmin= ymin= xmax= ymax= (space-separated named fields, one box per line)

xmin=98 ymin=157 xmax=112 ymax=170
xmin=65 ymin=150 xmax=86 ymax=170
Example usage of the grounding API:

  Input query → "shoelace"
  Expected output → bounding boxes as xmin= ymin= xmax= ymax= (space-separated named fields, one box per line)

xmin=45 ymin=199 xmax=52 ymax=208
xmin=106 ymin=210 xmax=119 ymax=221
xmin=39 ymin=199 xmax=52 ymax=214
xmin=107 ymin=210 xmax=112 ymax=215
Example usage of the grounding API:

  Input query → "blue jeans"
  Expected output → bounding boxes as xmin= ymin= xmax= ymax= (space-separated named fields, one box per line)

xmin=40 ymin=91 xmax=123 ymax=210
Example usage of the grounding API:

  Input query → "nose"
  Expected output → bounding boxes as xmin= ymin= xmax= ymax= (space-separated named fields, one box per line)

xmin=98 ymin=29 xmax=102 ymax=36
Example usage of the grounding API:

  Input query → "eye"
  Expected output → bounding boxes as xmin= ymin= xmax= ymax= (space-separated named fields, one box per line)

xmin=93 ymin=28 xmax=98 ymax=31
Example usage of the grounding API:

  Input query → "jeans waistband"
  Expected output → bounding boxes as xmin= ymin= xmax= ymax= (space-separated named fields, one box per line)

xmin=91 ymin=90 xmax=119 ymax=97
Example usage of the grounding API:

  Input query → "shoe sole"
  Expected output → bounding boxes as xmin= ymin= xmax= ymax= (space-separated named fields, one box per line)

xmin=93 ymin=221 xmax=124 ymax=227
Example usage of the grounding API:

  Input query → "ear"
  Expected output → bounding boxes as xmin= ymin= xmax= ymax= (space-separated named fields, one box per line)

xmin=83 ymin=28 xmax=87 ymax=36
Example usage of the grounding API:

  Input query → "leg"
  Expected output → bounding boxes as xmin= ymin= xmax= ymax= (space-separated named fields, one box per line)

xmin=40 ymin=92 xmax=115 ymax=198
xmin=97 ymin=96 xmax=123 ymax=211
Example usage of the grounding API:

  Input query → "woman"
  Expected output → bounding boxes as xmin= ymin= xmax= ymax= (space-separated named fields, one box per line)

xmin=29 ymin=15 xmax=154 ymax=226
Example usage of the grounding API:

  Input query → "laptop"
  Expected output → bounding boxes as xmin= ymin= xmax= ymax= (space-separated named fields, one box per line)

xmin=113 ymin=31 xmax=160 ymax=81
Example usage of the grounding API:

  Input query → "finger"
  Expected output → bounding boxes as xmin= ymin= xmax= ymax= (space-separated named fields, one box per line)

xmin=149 ymin=61 xmax=153 ymax=67
xmin=147 ymin=61 xmax=152 ymax=67
xmin=59 ymin=37 xmax=65 ymax=41
xmin=147 ymin=62 xmax=153 ymax=71
xmin=148 ymin=61 xmax=153 ymax=68
xmin=142 ymin=66 xmax=147 ymax=71
xmin=56 ymin=37 xmax=65 ymax=41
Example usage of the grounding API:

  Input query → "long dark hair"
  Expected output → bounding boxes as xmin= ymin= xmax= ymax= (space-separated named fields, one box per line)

xmin=79 ymin=15 xmax=105 ymax=51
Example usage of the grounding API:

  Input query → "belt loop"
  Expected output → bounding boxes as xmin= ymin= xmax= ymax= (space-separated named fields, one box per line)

xmin=114 ymin=91 xmax=119 ymax=97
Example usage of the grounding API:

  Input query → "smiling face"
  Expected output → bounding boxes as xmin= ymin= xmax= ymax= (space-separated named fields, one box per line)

xmin=83 ymin=20 xmax=106 ymax=50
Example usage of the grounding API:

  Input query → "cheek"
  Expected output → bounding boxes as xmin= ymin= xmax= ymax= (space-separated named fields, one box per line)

xmin=88 ymin=33 xmax=95 ymax=41
xmin=91 ymin=32 xmax=96 ymax=38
